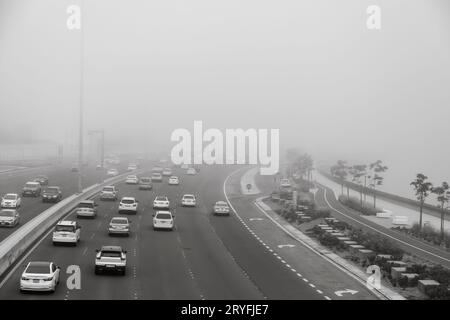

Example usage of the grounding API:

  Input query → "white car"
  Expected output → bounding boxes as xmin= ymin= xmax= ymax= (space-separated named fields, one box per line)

xmin=127 ymin=164 xmax=138 ymax=171
xmin=151 ymin=173 xmax=163 ymax=182
xmin=186 ymin=168 xmax=196 ymax=175
xmin=52 ymin=221 xmax=81 ymax=245
xmin=107 ymin=168 xmax=119 ymax=177
xmin=153 ymin=211 xmax=174 ymax=231
xmin=153 ymin=196 xmax=170 ymax=209
xmin=100 ymin=186 xmax=118 ymax=201
xmin=168 ymin=176 xmax=179 ymax=185
xmin=152 ymin=166 xmax=163 ymax=173
xmin=181 ymin=194 xmax=196 ymax=207
xmin=181 ymin=164 xmax=189 ymax=169
xmin=95 ymin=246 xmax=127 ymax=275
xmin=280 ymin=178 xmax=291 ymax=188
xmin=108 ymin=217 xmax=131 ymax=236
xmin=1 ymin=193 xmax=21 ymax=208
xmin=76 ymin=200 xmax=98 ymax=219
xmin=0 ymin=209 xmax=20 ymax=227
xmin=213 ymin=201 xmax=231 ymax=216
xmin=118 ymin=197 xmax=138 ymax=214
xmin=125 ymin=175 xmax=139 ymax=184
xmin=162 ymin=168 xmax=172 ymax=176
xmin=20 ymin=261 xmax=60 ymax=293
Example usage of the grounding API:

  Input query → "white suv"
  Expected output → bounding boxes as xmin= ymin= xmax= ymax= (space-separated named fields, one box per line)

xmin=1 ymin=193 xmax=21 ymax=208
xmin=125 ymin=175 xmax=138 ymax=184
xmin=168 ymin=176 xmax=179 ymax=185
xmin=153 ymin=196 xmax=170 ymax=209
xmin=153 ymin=211 xmax=174 ymax=231
xmin=118 ymin=197 xmax=138 ymax=214
xmin=100 ymin=186 xmax=118 ymax=201
xmin=95 ymin=246 xmax=127 ymax=275
xmin=52 ymin=221 xmax=81 ymax=245
xmin=181 ymin=194 xmax=196 ymax=207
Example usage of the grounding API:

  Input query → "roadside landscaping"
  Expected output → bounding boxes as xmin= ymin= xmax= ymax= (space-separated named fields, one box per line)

xmin=268 ymin=178 xmax=450 ymax=300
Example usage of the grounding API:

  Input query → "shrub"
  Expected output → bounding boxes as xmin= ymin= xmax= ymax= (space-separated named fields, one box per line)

xmin=338 ymin=196 xmax=381 ymax=216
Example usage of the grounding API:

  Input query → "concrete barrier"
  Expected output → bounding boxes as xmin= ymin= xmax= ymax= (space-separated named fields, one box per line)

xmin=0 ymin=169 xmax=146 ymax=277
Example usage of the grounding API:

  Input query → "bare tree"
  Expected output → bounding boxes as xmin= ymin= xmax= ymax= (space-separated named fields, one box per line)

xmin=330 ymin=160 xmax=348 ymax=197
xmin=368 ymin=160 xmax=388 ymax=208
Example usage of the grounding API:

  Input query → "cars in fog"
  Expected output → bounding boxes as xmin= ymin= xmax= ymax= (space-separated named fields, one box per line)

xmin=181 ymin=164 xmax=189 ymax=170
xmin=20 ymin=261 xmax=60 ymax=293
xmin=125 ymin=175 xmax=139 ymax=184
xmin=52 ymin=221 xmax=81 ymax=245
xmin=153 ymin=211 xmax=174 ymax=231
xmin=162 ymin=168 xmax=172 ymax=176
xmin=107 ymin=168 xmax=119 ymax=177
xmin=108 ymin=217 xmax=131 ymax=236
xmin=138 ymin=177 xmax=152 ymax=190
xmin=0 ymin=209 xmax=20 ymax=227
xmin=95 ymin=246 xmax=127 ymax=275
xmin=22 ymin=181 xmax=42 ymax=197
xmin=118 ymin=197 xmax=138 ymax=214
xmin=127 ymin=163 xmax=138 ymax=171
xmin=153 ymin=196 xmax=170 ymax=209
xmin=181 ymin=194 xmax=196 ymax=207
xmin=1 ymin=193 xmax=21 ymax=208
xmin=42 ymin=187 xmax=62 ymax=203
xmin=280 ymin=178 xmax=291 ymax=188
xmin=33 ymin=175 xmax=49 ymax=186
xmin=186 ymin=167 xmax=196 ymax=175
xmin=213 ymin=201 xmax=231 ymax=216
xmin=76 ymin=200 xmax=98 ymax=219
xmin=168 ymin=176 xmax=179 ymax=185
xmin=100 ymin=186 xmax=118 ymax=201
xmin=151 ymin=172 xmax=163 ymax=182
xmin=152 ymin=166 xmax=163 ymax=173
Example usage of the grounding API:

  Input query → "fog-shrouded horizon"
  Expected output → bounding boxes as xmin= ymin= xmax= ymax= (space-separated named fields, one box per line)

xmin=1 ymin=0 xmax=449 ymax=199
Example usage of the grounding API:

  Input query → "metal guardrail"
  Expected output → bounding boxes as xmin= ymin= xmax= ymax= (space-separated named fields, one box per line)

xmin=0 ymin=169 xmax=146 ymax=277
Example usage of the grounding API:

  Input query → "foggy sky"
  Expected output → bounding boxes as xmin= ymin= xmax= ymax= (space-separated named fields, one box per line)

xmin=1 ymin=0 xmax=450 ymax=196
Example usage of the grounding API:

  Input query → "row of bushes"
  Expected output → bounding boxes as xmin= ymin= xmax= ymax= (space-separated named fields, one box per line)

xmin=408 ymin=223 xmax=450 ymax=248
xmin=338 ymin=195 xmax=381 ymax=216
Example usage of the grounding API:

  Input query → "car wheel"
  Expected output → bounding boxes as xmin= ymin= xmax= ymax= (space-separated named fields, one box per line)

xmin=95 ymin=267 xmax=100 ymax=275
xmin=121 ymin=269 xmax=126 ymax=276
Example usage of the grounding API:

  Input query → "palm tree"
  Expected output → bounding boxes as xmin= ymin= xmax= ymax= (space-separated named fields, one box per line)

xmin=330 ymin=160 xmax=348 ymax=196
xmin=431 ymin=182 xmax=450 ymax=244
xmin=410 ymin=173 xmax=433 ymax=237
xmin=368 ymin=160 xmax=388 ymax=208
xmin=350 ymin=164 xmax=367 ymax=207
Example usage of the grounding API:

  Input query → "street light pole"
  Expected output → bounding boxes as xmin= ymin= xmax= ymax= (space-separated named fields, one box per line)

xmin=88 ymin=130 xmax=105 ymax=168
xmin=77 ymin=0 xmax=85 ymax=194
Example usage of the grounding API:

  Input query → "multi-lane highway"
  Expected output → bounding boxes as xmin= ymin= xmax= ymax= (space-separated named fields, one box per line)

xmin=0 ymin=165 xmax=378 ymax=300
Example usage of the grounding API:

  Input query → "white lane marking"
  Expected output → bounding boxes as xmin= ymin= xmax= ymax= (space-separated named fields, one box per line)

xmin=277 ymin=244 xmax=295 ymax=249
xmin=82 ymin=247 xmax=88 ymax=256
xmin=320 ymin=186 xmax=450 ymax=263
xmin=335 ymin=289 xmax=358 ymax=297
xmin=222 ymin=168 xmax=332 ymax=301
xmin=249 ymin=218 xmax=264 ymax=221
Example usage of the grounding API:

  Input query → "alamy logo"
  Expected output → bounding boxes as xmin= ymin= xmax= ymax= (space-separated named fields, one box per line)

xmin=170 ymin=121 xmax=279 ymax=175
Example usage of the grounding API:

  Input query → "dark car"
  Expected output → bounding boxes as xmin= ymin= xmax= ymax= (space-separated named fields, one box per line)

xmin=33 ymin=175 xmax=49 ymax=186
xmin=22 ymin=182 xmax=42 ymax=197
xmin=42 ymin=187 xmax=62 ymax=203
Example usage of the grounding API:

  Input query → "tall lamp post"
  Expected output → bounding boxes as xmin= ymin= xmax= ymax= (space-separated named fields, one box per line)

xmin=88 ymin=130 xmax=105 ymax=168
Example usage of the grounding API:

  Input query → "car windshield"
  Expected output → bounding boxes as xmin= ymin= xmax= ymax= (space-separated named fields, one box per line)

xmin=140 ymin=178 xmax=150 ymax=183
xmin=4 ymin=194 xmax=16 ymax=200
xmin=153 ymin=173 xmax=161 ymax=177
xmin=101 ymin=250 xmax=121 ymax=258
xmin=155 ymin=197 xmax=167 ymax=201
xmin=0 ymin=210 xmax=15 ymax=217
xmin=78 ymin=202 xmax=94 ymax=209
xmin=127 ymin=176 xmax=136 ymax=179
xmin=156 ymin=213 xmax=172 ymax=220
xmin=45 ymin=188 xmax=59 ymax=194
xmin=55 ymin=225 xmax=75 ymax=232
xmin=26 ymin=264 xmax=50 ymax=274
xmin=103 ymin=187 xmax=114 ymax=192
xmin=121 ymin=199 xmax=135 ymax=204
xmin=216 ymin=203 xmax=228 ymax=207
xmin=184 ymin=195 xmax=194 ymax=199
xmin=111 ymin=218 xmax=127 ymax=224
